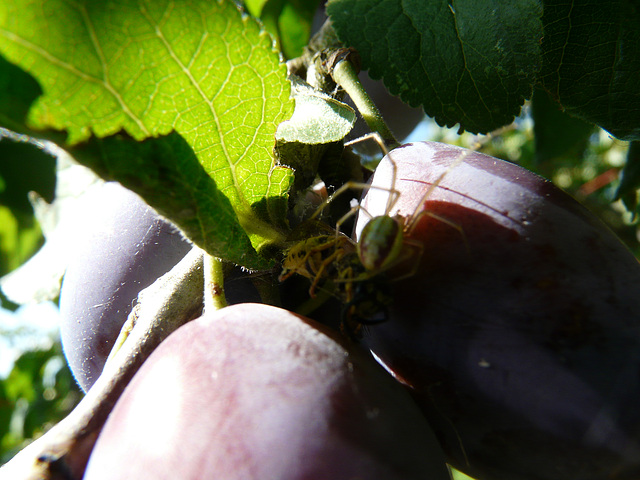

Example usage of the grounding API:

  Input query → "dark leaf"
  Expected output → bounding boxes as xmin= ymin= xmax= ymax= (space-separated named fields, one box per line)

xmin=327 ymin=0 xmax=543 ymax=133
xmin=539 ymin=0 xmax=640 ymax=141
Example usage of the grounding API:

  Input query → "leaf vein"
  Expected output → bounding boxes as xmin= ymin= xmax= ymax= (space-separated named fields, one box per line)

xmin=137 ymin=4 xmax=243 ymax=204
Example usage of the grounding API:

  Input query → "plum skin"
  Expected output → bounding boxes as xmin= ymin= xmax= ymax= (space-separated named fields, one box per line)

xmin=59 ymin=183 xmax=266 ymax=392
xmin=59 ymin=182 xmax=192 ymax=392
xmin=83 ymin=303 xmax=450 ymax=480
xmin=356 ymin=142 xmax=640 ymax=480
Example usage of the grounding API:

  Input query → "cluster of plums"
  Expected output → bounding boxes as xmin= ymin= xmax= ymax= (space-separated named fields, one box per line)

xmin=60 ymin=141 xmax=640 ymax=480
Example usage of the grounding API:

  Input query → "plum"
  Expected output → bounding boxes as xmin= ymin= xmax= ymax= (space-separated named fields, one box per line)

xmin=83 ymin=303 xmax=450 ymax=480
xmin=58 ymin=183 xmax=193 ymax=392
xmin=59 ymin=183 xmax=266 ymax=392
xmin=354 ymin=142 xmax=640 ymax=480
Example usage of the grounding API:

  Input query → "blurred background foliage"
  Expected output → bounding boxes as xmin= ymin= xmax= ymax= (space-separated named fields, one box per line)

xmin=424 ymin=89 xmax=637 ymax=257
xmin=0 ymin=90 xmax=636 ymax=466
xmin=0 ymin=136 xmax=82 ymax=463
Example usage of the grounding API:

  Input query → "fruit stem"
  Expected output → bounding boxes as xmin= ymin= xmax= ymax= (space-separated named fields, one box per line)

xmin=104 ymin=314 xmax=135 ymax=367
xmin=286 ymin=19 xmax=342 ymax=77
xmin=329 ymin=52 xmax=400 ymax=151
xmin=204 ymin=254 xmax=228 ymax=312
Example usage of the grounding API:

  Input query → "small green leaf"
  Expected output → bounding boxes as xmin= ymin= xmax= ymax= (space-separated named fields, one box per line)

xmin=0 ymin=0 xmax=294 ymax=267
xmin=244 ymin=0 xmax=269 ymax=16
xmin=275 ymin=76 xmax=355 ymax=192
xmin=531 ymin=87 xmax=594 ymax=165
xmin=539 ymin=0 xmax=640 ymax=141
xmin=276 ymin=76 xmax=355 ymax=145
xmin=327 ymin=0 xmax=543 ymax=133
xmin=615 ymin=141 xmax=640 ymax=214
xmin=259 ymin=0 xmax=322 ymax=59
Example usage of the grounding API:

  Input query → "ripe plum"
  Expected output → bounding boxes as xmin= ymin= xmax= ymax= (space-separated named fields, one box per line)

xmin=59 ymin=183 xmax=266 ymax=392
xmin=356 ymin=142 xmax=640 ymax=480
xmin=83 ymin=303 xmax=450 ymax=480
xmin=58 ymin=182 xmax=192 ymax=392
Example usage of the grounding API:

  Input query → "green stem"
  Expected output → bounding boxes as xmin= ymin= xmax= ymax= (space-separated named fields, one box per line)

xmin=330 ymin=57 xmax=400 ymax=151
xmin=104 ymin=313 xmax=135 ymax=366
xmin=204 ymin=254 xmax=228 ymax=312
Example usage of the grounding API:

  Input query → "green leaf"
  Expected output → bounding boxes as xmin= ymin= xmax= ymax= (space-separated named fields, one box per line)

xmin=531 ymin=87 xmax=594 ymax=165
xmin=259 ymin=0 xmax=322 ymax=59
xmin=0 ymin=206 xmax=42 ymax=277
xmin=0 ymin=137 xmax=56 ymax=215
xmin=326 ymin=0 xmax=543 ymax=134
xmin=0 ymin=55 xmax=42 ymax=133
xmin=276 ymin=76 xmax=355 ymax=145
xmin=0 ymin=0 xmax=294 ymax=268
xmin=244 ymin=0 xmax=269 ymax=17
xmin=274 ymin=76 xmax=355 ymax=192
xmin=615 ymin=141 xmax=640 ymax=214
xmin=539 ymin=0 xmax=640 ymax=141
xmin=1 ymin=342 xmax=80 ymax=462
xmin=74 ymin=132 xmax=284 ymax=269
xmin=274 ymin=80 xmax=355 ymax=218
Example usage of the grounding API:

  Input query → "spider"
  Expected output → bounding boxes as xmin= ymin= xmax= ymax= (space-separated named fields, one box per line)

xmin=309 ymin=135 xmax=467 ymax=282
xmin=280 ymin=130 xmax=500 ymax=336
xmin=278 ymin=228 xmax=355 ymax=297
